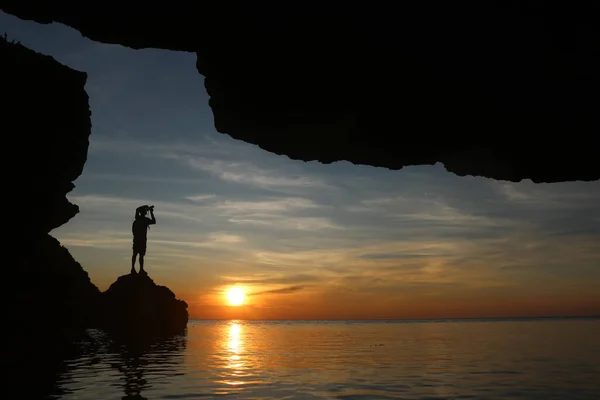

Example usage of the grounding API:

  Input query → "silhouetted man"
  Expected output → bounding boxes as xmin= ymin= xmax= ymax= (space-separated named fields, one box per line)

xmin=131 ymin=205 xmax=156 ymax=274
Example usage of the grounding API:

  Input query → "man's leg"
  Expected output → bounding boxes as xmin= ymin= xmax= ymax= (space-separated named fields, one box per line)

xmin=131 ymin=251 xmax=137 ymax=274
xmin=139 ymin=243 xmax=147 ymax=273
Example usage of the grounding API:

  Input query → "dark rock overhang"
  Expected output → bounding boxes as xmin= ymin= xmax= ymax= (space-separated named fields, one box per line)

xmin=3 ymin=2 xmax=599 ymax=183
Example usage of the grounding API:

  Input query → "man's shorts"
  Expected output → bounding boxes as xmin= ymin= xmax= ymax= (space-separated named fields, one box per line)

xmin=133 ymin=240 xmax=147 ymax=256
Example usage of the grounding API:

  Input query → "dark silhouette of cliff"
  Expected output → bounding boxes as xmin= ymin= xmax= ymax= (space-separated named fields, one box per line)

xmin=2 ymin=3 xmax=599 ymax=183
xmin=2 ymin=34 xmax=99 ymax=399
xmin=3 ymin=35 xmax=188 ymax=397
xmin=7 ymin=234 xmax=101 ymax=399
xmin=11 ymin=235 xmax=101 ymax=334
xmin=7 ymin=329 xmax=93 ymax=400
xmin=2 ymin=34 xmax=91 ymax=235
xmin=100 ymin=272 xmax=189 ymax=336
xmin=2 ymin=31 xmax=99 ymax=350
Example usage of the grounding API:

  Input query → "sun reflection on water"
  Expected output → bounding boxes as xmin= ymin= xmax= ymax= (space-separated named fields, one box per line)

xmin=228 ymin=322 xmax=241 ymax=354
xmin=222 ymin=321 xmax=246 ymax=387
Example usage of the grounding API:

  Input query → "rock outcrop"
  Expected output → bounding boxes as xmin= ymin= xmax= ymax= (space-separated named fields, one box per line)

xmin=8 ymin=235 xmax=101 ymax=398
xmin=3 ymin=33 xmax=187 ymax=327
xmin=2 ymin=35 xmax=99 ymax=334
xmin=2 ymin=35 xmax=91 ymax=235
xmin=3 ymin=37 xmax=187 ymax=397
xmin=2 ymin=3 xmax=599 ymax=182
xmin=12 ymin=235 xmax=101 ymax=332
xmin=100 ymin=272 xmax=189 ymax=336
xmin=3 ymin=36 xmax=101 ymax=395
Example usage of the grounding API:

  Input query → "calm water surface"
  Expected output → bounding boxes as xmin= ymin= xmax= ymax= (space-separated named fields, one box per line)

xmin=53 ymin=318 xmax=600 ymax=399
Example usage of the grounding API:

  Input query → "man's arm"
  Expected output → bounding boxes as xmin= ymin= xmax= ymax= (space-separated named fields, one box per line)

xmin=147 ymin=210 xmax=156 ymax=225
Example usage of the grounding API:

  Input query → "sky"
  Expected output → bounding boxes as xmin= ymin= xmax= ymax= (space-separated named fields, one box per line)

xmin=3 ymin=11 xmax=600 ymax=320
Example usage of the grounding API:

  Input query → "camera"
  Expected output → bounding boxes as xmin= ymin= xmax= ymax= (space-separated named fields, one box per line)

xmin=148 ymin=205 xmax=155 ymax=212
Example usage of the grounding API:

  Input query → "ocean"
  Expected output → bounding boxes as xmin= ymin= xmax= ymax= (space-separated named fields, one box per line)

xmin=49 ymin=318 xmax=600 ymax=399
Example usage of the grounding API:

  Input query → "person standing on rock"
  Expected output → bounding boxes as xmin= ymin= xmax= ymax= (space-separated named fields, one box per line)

xmin=131 ymin=205 xmax=156 ymax=274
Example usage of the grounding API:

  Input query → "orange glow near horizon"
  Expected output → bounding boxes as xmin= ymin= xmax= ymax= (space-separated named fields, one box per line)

xmin=182 ymin=284 xmax=600 ymax=321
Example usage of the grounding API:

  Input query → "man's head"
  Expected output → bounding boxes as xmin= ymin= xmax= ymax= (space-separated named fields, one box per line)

xmin=135 ymin=205 xmax=149 ymax=219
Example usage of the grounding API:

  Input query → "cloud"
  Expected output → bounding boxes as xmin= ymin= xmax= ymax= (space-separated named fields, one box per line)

xmin=89 ymin=135 xmax=332 ymax=195
xmin=208 ymin=197 xmax=342 ymax=231
xmin=58 ymin=229 xmax=245 ymax=251
xmin=60 ymin=236 xmax=130 ymax=249
xmin=249 ymin=285 xmax=306 ymax=296
xmin=68 ymin=194 xmax=205 ymax=223
xmin=179 ymin=156 xmax=325 ymax=189
xmin=219 ymin=274 xmax=321 ymax=285
xmin=493 ymin=181 xmax=600 ymax=209
xmin=214 ymin=197 xmax=321 ymax=213
xmin=357 ymin=252 xmax=436 ymax=260
xmin=352 ymin=195 xmax=512 ymax=227
xmin=228 ymin=216 xmax=341 ymax=231
xmin=207 ymin=232 xmax=245 ymax=243
xmin=496 ymin=182 xmax=533 ymax=202
xmin=84 ymin=172 xmax=207 ymax=185
xmin=185 ymin=194 xmax=216 ymax=202
xmin=61 ymin=192 xmax=345 ymax=264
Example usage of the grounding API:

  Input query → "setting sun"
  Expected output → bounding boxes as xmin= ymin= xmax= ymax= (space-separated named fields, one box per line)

xmin=227 ymin=287 xmax=245 ymax=306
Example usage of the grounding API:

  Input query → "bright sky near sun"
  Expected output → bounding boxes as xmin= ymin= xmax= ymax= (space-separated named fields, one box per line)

xmin=227 ymin=288 xmax=245 ymax=306
xmin=3 ymin=11 xmax=600 ymax=320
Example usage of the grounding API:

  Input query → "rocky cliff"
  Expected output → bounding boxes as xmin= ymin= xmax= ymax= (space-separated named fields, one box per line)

xmin=3 ymin=38 xmax=187 ymax=396
xmin=3 ymin=38 xmax=100 ymax=398
xmin=2 ymin=34 xmax=91 ymax=235
xmin=1 ymin=3 xmax=599 ymax=182
xmin=2 ymin=35 xmax=99 ymax=338
xmin=100 ymin=272 xmax=189 ymax=336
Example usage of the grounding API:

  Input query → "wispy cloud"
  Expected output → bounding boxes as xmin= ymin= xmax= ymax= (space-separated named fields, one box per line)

xmin=219 ymin=274 xmax=321 ymax=285
xmin=493 ymin=181 xmax=600 ymax=209
xmin=178 ymin=156 xmax=325 ymax=189
xmin=58 ymin=229 xmax=246 ymax=251
xmin=214 ymin=197 xmax=321 ymax=213
xmin=185 ymin=194 xmax=216 ymax=202
xmin=90 ymin=135 xmax=331 ymax=194
xmin=207 ymin=232 xmax=245 ymax=244
xmin=68 ymin=194 xmax=205 ymax=223
xmin=229 ymin=216 xmax=341 ymax=231
xmin=249 ymin=285 xmax=307 ymax=296
xmin=208 ymin=197 xmax=341 ymax=231
xmin=389 ymin=200 xmax=515 ymax=228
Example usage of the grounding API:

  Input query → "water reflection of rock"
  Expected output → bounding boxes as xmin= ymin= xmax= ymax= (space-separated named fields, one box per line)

xmin=7 ymin=336 xmax=84 ymax=399
xmin=101 ymin=330 xmax=187 ymax=400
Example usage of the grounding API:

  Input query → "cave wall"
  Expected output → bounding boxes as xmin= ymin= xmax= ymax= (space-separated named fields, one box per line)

xmin=1 ymin=2 xmax=599 ymax=183
xmin=2 ymin=36 xmax=99 ymax=342
xmin=3 ymin=35 xmax=91 ymax=234
xmin=1 ymin=31 xmax=190 ymax=352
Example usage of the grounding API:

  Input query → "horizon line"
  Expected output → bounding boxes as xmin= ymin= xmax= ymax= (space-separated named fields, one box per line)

xmin=190 ymin=315 xmax=600 ymax=322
